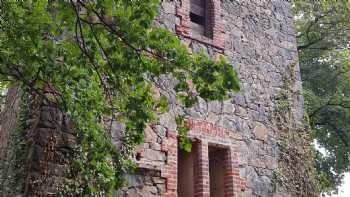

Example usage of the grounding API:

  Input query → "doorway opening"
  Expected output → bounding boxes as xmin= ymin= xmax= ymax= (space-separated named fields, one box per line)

xmin=177 ymin=146 xmax=194 ymax=197
xmin=209 ymin=146 xmax=227 ymax=197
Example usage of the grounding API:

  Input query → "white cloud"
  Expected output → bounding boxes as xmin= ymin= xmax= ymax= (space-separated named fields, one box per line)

xmin=326 ymin=173 xmax=350 ymax=197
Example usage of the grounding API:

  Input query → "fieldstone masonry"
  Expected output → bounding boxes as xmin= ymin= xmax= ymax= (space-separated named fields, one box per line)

xmin=0 ymin=0 xmax=302 ymax=196
xmin=23 ymin=89 xmax=76 ymax=196
xmin=118 ymin=0 xmax=302 ymax=196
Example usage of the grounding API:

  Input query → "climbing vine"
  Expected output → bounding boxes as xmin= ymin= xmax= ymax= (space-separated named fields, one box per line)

xmin=272 ymin=64 xmax=318 ymax=196
xmin=0 ymin=1 xmax=239 ymax=195
xmin=0 ymin=88 xmax=29 ymax=196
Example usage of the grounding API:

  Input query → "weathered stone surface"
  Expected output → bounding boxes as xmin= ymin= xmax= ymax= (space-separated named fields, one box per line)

xmin=122 ymin=0 xmax=303 ymax=196
xmin=253 ymin=122 xmax=269 ymax=141
xmin=120 ymin=170 xmax=166 ymax=197
xmin=0 ymin=0 xmax=304 ymax=196
xmin=143 ymin=149 xmax=166 ymax=162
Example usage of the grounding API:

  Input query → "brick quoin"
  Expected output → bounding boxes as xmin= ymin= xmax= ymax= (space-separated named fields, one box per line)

xmin=161 ymin=129 xmax=178 ymax=197
xmin=160 ymin=119 xmax=247 ymax=197
xmin=194 ymin=140 xmax=210 ymax=197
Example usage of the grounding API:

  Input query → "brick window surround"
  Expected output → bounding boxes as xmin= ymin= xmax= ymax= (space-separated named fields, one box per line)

xmin=176 ymin=0 xmax=225 ymax=49
xmin=161 ymin=119 xmax=247 ymax=197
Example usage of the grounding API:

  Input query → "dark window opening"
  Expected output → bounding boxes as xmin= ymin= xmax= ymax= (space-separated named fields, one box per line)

xmin=190 ymin=12 xmax=205 ymax=26
xmin=190 ymin=0 xmax=207 ymax=36
xmin=209 ymin=146 xmax=226 ymax=197
xmin=177 ymin=146 xmax=195 ymax=197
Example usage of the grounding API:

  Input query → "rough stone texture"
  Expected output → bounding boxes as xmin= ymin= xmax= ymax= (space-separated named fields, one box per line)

xmin=0 ymin=0 xmax=303 ymax=196
xmin=0 ymin=88 xmax=76 ymax=197
xmin=122 ymin=0 xmax=302 ymax=196
xmin=23 ymin=90 xmax=76 ymax=196
xmin=116 ymin=169 xmax=167 ymax=197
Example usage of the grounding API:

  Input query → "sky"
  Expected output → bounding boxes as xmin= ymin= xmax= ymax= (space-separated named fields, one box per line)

xmin=315 ymin=141 xmax=350 ymax=197
xmin=327 ymin=173 xmax=350 ymax=197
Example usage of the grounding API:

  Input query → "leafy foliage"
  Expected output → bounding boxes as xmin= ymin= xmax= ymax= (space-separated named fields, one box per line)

xmin=294 ymin=0 xmax=350 ymax=194
xmin=0 ymin=0 xmax=239 ymax=196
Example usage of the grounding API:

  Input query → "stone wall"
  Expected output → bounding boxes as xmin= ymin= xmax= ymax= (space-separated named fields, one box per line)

xmin=23 ymin=89 xmax=76 ymax=196
xmin=118 ymin=0 xmax=302 ymax=196
xmin=0 ymin=88 xmax=76 ymax=196
xmin=0 ymin=0 xmax=302 ymax=196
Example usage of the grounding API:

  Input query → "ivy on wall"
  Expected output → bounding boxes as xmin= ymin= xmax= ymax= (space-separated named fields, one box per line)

xmin=272 ymin=64 xmax=318 ymax=197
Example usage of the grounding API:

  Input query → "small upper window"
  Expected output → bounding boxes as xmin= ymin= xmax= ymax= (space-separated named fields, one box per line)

xmin=190 ymin=0 xmax=212 ymax=37
xmin=176 ymin=0 xmax=224 ymax=48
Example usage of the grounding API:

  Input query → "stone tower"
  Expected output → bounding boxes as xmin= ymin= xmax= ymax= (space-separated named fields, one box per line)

xmin=0 ymin=0 xmax=303 ymax=196
xmin=117 ymin=0 xmax=303 ymax=196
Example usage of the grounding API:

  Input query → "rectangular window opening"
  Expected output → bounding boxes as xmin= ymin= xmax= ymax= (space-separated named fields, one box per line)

xmin=190 ymin=12 xmax=205 ymax=26
xmin=190 ymin=0 xmax=206 ymax=36
xmin=209 ymin=146 xmax=227 ymax=197
xmin=177 ymin=147 xmax=195 ymax=197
